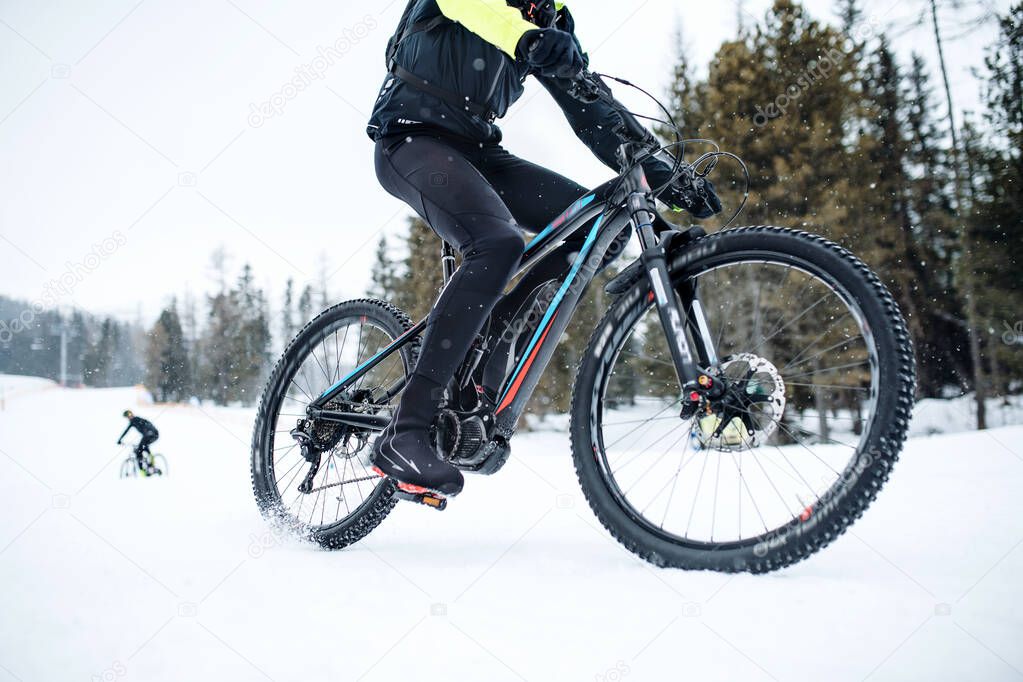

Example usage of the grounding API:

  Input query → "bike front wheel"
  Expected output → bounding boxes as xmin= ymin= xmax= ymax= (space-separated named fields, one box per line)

xmin=119 ymin=458 xmax=136 ymax=478
xmin=571 ymin=227 xmax=915 ymax=572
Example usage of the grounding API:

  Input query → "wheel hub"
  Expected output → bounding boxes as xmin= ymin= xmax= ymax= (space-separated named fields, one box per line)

xmin=693 ymin=353 xmax=786 ymax=451
xmin=296 ymin=388 xmax=377 ymax=460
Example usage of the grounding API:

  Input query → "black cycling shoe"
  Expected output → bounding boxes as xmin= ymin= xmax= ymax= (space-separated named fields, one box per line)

xmin=371 ymin=374 xmax=464 ymax=498
xmin=371 ymin=426 xmax=464 ymax=497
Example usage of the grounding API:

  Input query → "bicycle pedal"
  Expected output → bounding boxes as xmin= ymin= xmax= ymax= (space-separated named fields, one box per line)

xmin=371 ymin=466 xmax=448 ymax=510
xmin=394 ymin=489 xmax=447 ymax=510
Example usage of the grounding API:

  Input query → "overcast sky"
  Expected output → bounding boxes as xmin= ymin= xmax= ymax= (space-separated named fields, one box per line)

xmin=0 ymin=0 xmax=1004 ymax=325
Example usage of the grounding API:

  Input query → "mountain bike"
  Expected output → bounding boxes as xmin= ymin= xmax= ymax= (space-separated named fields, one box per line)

xmin=118 ymin=443 xmax=167 ymax=478
xmin=250 ymin=71 xmax=915 ymax=572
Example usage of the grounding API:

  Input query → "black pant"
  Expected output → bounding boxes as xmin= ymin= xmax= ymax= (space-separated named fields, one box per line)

xmin=375 ymin=133 xmax=602 ymax=415
xmin=135 ymin=433 xmax=157 ymax=469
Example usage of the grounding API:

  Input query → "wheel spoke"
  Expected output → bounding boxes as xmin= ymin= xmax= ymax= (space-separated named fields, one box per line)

xmin=258 ymin=310 xmax=409 ymax=534
xmin=593 ymin=255 xmax=883 ymax=546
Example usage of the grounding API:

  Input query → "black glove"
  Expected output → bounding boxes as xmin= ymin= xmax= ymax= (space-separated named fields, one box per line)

xmin=661 ymin=175 xmax=723 ymax=220
xmin=519 ymin=29 xmax=584 ymax=79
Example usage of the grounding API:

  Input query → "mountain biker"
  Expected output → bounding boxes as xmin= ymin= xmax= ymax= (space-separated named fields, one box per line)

xmin=368 ymin=0 xmax=722 ymax=498
xmin=117 ymin=410 xmax=161 ymax=476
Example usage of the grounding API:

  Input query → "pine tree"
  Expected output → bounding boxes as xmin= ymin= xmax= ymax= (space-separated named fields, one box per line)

xmin=860 ymin=37 xmax=927 ymax=384
xmin=392 ymin=217 xmax=445 ymax=321
xmin=902 ymin=52 xmax=969 ymax=393
xmin=297 ymin=284 xmax=314 ymax=327
xmin=199 ymin=288 xmax=238 ymax=405
xmin=836 ymin=0 xmax=863 ymax=35
xmin=233 ymin=264 xmax=273 ymax=405
xmin=181 ymin=290 xmax=202 ymax=400
xmin=145 ymin=300 xmax=191 ymax=402
xmin=68 ymin=311 xmax=90 ymax=386
xmin=369 ymin=236 xmax=398 ymax=301
xmin=83 ymin=318 xmax=116 ymax=387
xmin=281 ymin=277 xmax=295 ymax=346
xmin=967 ymin=3 xmax=1023 ymax=397
xmin=316 ymin=253 xmax=332 ymax=310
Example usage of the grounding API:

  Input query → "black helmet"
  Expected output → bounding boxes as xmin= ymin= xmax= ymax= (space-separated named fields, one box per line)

xmin=123 ymin=409 xmax=134 ymax=419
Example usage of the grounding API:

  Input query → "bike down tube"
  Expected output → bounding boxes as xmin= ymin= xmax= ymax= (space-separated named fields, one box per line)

xmin=493 ymin=204 xmax=632 ymax=433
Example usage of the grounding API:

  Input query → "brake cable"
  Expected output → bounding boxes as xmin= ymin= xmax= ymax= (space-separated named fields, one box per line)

xmin=577 ymin=73 xmax=751 ymax=229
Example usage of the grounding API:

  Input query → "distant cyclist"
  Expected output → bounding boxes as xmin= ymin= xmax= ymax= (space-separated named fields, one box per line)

xmin=117 ymin=410 xmax=161 ymax=476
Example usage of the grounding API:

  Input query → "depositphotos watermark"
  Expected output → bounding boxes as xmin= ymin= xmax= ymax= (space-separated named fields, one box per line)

xmin=248 ymin=15 xmax=378 ymax=128
xmin=1002 ymin=321 xmax=1023 ymax=345
xmin=594 ymin=661 xmax=631 ymax=682
xmin=752 ymin=445 xmax=879 ymax=558
xmin=90 ymin=660 xmax=126 ymax=682
xmin=752 ymin=47 xmax=845 ymax=127
xmin=753 ymin=16 xmax=881 ymax=127
xmin=0 ymin=231 xmax=127 ymax=343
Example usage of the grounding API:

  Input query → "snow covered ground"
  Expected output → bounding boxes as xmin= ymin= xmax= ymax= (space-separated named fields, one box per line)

xmin=0 ymin=374 xmax=1021 ymax=681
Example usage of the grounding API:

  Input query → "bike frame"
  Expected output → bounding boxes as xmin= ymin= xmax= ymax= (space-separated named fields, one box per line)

xmin=310 ymin=150 xmax=718 ymax=436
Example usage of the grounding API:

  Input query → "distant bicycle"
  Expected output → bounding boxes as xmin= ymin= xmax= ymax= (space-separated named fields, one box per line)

xmin=118 ymin=443 xmax=167 ymax=478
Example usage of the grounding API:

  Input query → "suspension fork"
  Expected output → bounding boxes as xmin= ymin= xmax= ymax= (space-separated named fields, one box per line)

xmin=629 ymin=192 xmax=705 ymax=388
xmin=678 ymin=279 xmax=719 ymax=367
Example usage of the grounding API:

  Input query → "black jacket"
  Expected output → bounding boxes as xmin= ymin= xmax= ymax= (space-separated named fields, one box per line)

xmin=367 ymin=0 xmax=675 ymax=188
xmin=120 ymin=416 xmax=158 ymax=441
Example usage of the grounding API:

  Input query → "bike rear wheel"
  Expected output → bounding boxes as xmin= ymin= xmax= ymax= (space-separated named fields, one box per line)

xmin=571 ymin=227 xmax=915 ymax=572
xmin=251 ymin=299 xmax=418 ymax=549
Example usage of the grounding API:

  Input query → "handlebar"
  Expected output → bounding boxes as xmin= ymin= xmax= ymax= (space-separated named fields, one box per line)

xmin=559 ymin=68 xmax=749 ymax=226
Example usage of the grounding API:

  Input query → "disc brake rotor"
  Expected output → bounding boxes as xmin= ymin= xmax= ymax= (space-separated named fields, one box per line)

xmin=696 ymin=353 xmax=786 ymax=451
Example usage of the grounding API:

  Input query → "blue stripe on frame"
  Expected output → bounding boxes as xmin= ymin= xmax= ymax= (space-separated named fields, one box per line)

xmin=318 ymin=334 xmax=403 ymax=399
xmin=524 ymin=194 xmax=596 ymax=252
xmin=497 ymin=213 xmax=606 ymax=405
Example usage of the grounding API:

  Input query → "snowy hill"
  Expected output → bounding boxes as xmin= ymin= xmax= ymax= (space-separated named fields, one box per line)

xmin=0 ymin=376 xmax=1021 ymax=681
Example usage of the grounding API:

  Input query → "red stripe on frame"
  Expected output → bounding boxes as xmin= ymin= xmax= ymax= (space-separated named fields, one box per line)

xmin=496 ymin=311 xmax=559 ymax=414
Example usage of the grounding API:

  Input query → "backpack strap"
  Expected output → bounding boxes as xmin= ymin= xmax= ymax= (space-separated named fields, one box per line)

xmin=386 ymin=7 xmax=496 ymax=122
xmin=402 ymin=15 xmax=451 ymax=44
xmin=387 ymin=8 xmax=451 ymax=69
xmin=390 ymin=63 xmax=497 ymax=122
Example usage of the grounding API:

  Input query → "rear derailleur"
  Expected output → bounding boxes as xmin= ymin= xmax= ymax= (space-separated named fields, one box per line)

xmin=290 ymin=421 xmax=322 ymax=494
xmin=291 ymin=388 xmax=376 ymax=494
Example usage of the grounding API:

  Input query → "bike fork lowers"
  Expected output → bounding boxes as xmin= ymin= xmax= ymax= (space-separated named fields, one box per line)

xmin=629 ymin=192 xmax=711 ymax=391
